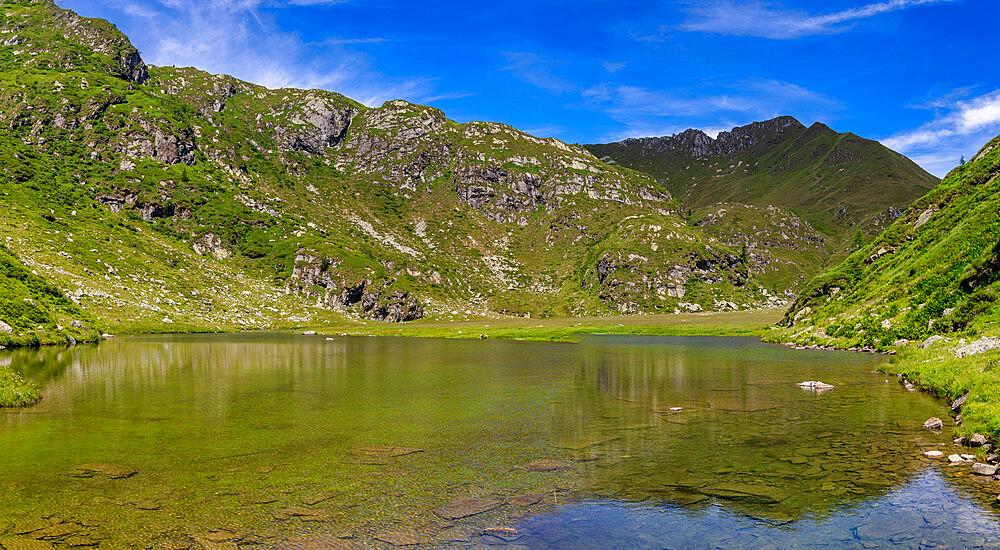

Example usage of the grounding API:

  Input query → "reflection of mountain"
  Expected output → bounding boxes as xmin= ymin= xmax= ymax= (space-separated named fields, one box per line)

xmin=548 ymin=336 xmax=947 ymax=521
xmin=514 ymin=469 xmax=1000 ymax=549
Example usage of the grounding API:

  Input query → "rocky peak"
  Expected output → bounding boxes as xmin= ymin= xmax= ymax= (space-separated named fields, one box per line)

xmin=620 ymin=129 xmax=714 ymax=157
xmin=12 ymin=0 xmax=149 ymax=83
xmin=712 ymin=116 xmax=805 ymax=156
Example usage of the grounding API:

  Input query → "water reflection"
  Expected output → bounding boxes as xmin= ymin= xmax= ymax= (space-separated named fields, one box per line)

xmin=0 ymin=334 xmax=997 ymax=548
xmin=515 ymin=469 xmax=1000 ymax=549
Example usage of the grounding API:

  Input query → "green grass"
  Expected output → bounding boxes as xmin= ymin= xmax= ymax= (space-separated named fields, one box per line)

xmin=302 ymin=309 xmax=784 ymax=342
xmin=768 ymin=132 xmax=1000 ymax=438
xmin=882 ymin=344 xmax=1000 ymax=439
xmin=0 ymin=365 xmax=41 ymax=407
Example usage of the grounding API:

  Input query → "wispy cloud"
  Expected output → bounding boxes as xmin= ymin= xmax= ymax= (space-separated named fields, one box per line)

xmin=501 ymin=52 xmax=577 ymax=95
xmin=75 ymin=0 xmax=443 ymax=107
xmin=680 ymin=0 xmax=958 ymax=39
xmin=882 ymin=88 xmax=1000 ymax=176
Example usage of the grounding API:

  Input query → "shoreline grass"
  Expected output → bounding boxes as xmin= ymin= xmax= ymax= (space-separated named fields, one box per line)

xmin=0 ymin=364 xmax=41 ymax=407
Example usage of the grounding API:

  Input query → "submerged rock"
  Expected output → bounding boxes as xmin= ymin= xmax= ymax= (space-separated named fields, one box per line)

xmin=923 ymin=417 xmax=944 ymax=431
xmin=483 ymin=527 xmax=520 ymax=542
xmin=516 ymin=459 xmax=573 ymax=472
xmin=0 ymin=538 xmax=55 ymax=550
xmin=435 ymin=497 xmax=503 ymax=519
xmin=69 ymin=463 xmax=136 ymax=479
xmin=699 ymin=483 xmax=789 ymax=504
xmin=351 ymin=446 xmax=422 ymax=457
xmin=374 ymin=531 xmax=425 ymax=546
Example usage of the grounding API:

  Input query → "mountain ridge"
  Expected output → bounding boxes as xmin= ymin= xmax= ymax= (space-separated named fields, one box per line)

xmin=0 ymin=0 xmax=940 ymax=344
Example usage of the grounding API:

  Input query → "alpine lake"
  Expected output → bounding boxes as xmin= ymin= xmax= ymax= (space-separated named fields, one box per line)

xmin=2 ymin=333 xmax=999 ymax=549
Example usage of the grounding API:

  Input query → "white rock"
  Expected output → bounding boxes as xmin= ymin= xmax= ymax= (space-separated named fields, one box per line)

xmin=948 ymin=454 xmax=963 ymax=463
xmin=302 ymin=330 xmax=316 ymax=335
xmin=923 ymin=450 xmax=945 ymax=458
xmin=972 ymin=463 xmax=998 ymax=476
xmin=955 ymin=337 xmax=1000 ymax=358
xmin=919 ymin=335 xmax=944 ymax=349
xmin=669 ymin=407 xmax=683 ymax=412
xmin=797 ymin=381 xmax=835 ymax=389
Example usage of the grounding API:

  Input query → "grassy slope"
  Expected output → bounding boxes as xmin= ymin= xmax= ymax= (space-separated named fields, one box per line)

xmin=769 ymin=134 xmax=1000 ymax=437
xmin=0 ymin=0 xmax=785 ymax=348
xmin=586 ymin=121 xmax=938 ymax=249
xmin=303 ymin=309 xmax=785 ymax=342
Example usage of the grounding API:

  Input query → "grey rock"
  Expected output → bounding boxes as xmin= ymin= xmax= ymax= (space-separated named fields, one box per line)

xmin=956 ymin=337 xmax=1000 ymax=358
xmin=0 ymin=320 xmax=12 ymax=333
xmin=70 ymin=320 xmax=85 ymax=329
xmin=920 ymin=335 xmax=945 ymax=349
xmin=923 ymin=417 xmax=944 ymax=430
xmin=972 ymin=463 xmax=998 ymax=476
xmin=951 ymin=393 xmax=970 ymax=412
xmin=969 ymin=433 xmax=989 ymax=447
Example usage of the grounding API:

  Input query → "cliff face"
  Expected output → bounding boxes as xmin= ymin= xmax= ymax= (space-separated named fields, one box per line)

xmin=0 ymin=1 xmax=791 ymax=335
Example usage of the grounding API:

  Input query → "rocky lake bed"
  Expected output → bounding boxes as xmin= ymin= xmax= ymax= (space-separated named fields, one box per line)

xmin=1 ymin=333 xmax=999 ymax=548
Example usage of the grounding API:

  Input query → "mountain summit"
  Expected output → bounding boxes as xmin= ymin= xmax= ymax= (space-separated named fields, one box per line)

xmin=0 ymin=1 xmax=940 ymax=342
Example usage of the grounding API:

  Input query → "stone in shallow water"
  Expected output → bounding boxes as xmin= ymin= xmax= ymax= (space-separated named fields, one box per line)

xmin=275 ymin=506 xmax=333 ymax=522
xmin=972 ymin=463 xmax=999 ymax=476
xmin=923 ymin=450 xmax=945 ymax=458
xmin=351 ymin=446 xmax=422 ymax=457
xmin=11 ymin=520 xmax=49 ymax=535
xmin=69 ymin=463 xmax=137 ymax=479
xmin=374 ymin=531 xmax=424 ymax=546
xmin=948 ymin=454 xmax=964 ymax=463
xmin=506 ymin=494 xmax=542 ymax=506
xmin=854 ymin=478 xmax=892 ymax=490
xmin=483 ymin=527 xmax=521 ymax=542
xmin=0 ymin=538 xmax=55 ymax=550
xmin=275 ymin=535 xmax=359 ymax=550
xmin=301 ymin=491 xmax=341 ymax=505
xmin=551 ymin=435 xmax=621 ymax=450
xmin=435 ymin=497 xmax=503 ymax=519
xmin=923 ymin=417 xmax=943 ymax=431
xmin=698 ymin=483 xmax=789 ymax=504
xmin=516 ymin=459 xmax=573 ymax=472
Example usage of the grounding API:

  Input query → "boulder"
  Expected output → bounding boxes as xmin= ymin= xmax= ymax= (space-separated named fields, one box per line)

xmin=955 ymin=337 xmax=1000 ymax=358
xmin=923 ymin=450 xmax=944 ymax=458
xmin=973 ymin=463 xmax=998 ymax=476
xmin=969 ymin=433 xmax=989 ymax=447
xmin=952 ymin=393 xmax=970 ymax=412
xmin=923 ymin=417 xmax=943 ymax=431
xmin=0 ymin=320 xmax=13 ymax=333
xmin=919 ymin=335 xmax=944 ymax=349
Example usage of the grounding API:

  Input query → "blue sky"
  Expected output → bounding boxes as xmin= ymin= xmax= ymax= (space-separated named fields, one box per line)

xmin=61 ymin=0 xmax=1000 ymax=177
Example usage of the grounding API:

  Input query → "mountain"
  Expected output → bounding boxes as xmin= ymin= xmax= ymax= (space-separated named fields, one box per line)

xmin=0 ymin=0 xmax=801 ymax=341
xmin=772 ymin=133 xmax=1000 ymax=438
xmin=777 ymin=132 xmax=1000 ymax=350
xmin=585 ymin=117 xmax=939 ymax=246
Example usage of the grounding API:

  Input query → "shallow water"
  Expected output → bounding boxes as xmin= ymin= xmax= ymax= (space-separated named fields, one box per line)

xmin=0 ymin=334 xmax=997 ymax=548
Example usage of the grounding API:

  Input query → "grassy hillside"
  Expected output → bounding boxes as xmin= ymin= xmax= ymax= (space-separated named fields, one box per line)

xmin=0 ymin=0 xmax=789 ymax=347
xmin=770 ymin=133 xmax=1000 ymax=437
xmin=586 ymin=118 xmax=938 ymax=251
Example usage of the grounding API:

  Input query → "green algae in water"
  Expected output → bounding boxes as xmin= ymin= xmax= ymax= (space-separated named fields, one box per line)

xmin=0 ymin=334 xmax=997 ymax=548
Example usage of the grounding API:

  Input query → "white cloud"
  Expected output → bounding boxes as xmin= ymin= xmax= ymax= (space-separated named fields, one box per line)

xmin=501 ymin=52 xmax=576 ymax=95
xmin=882 ymin=89 xmax=1000 ymax=177
xmin=680 ymin=0 xmax=958 ymax=39
xmin=66 ymin=0 xmax=440 ymax=107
